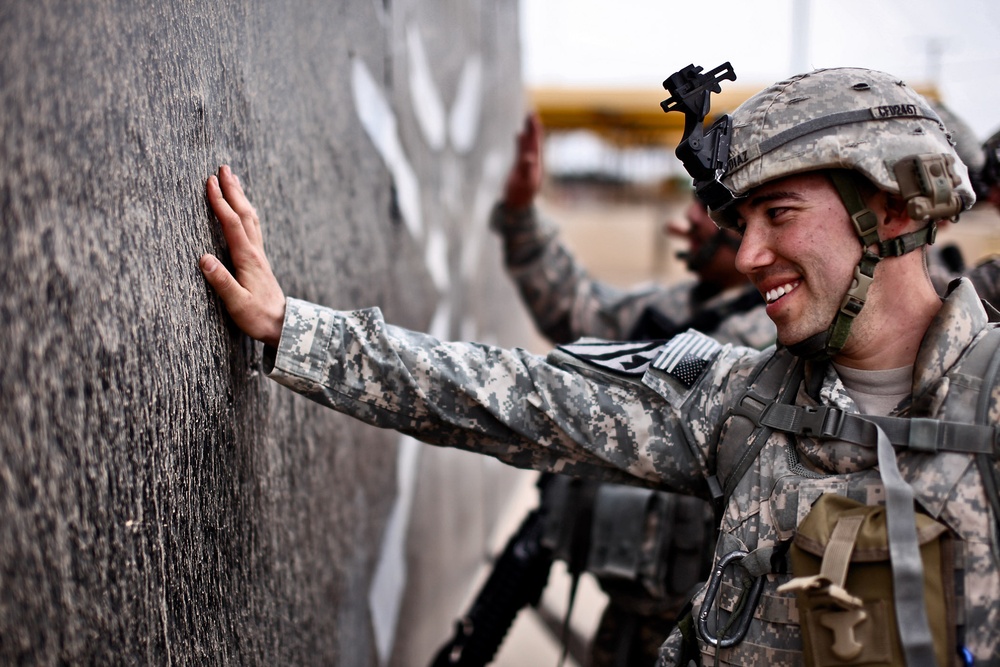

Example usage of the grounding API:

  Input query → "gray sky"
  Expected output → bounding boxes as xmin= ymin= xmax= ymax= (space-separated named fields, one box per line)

xmin=521 ymin=0 xmax=1000 ymax=138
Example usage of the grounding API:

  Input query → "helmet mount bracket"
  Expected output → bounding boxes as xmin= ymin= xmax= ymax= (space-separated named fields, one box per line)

xmin=661 ymin=63 xmax=738 ymax=211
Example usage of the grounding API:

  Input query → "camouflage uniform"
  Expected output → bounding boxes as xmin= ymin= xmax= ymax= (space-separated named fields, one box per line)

xmin=264 ymin=275 xmax=1000 ymax=665
xmin=489 ymin=203 xmax=776 ymax=349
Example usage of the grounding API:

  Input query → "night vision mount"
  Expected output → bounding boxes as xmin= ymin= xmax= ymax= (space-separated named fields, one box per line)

xmin=661 ymin=62 xmax=737 ymax=211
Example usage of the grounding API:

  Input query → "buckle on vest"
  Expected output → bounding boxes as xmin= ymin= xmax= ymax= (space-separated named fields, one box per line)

xmin=697 ymin=550 xmax=764 ymax=648
xmin=798 ymin=406 xmax=844 ymax=438
xmin=732 ymin=390 xmax=769 ymax=422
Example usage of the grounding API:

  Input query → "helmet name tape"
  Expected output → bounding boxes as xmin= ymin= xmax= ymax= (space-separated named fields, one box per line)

xmin=872 ymin=104 xmax=922 ymax=119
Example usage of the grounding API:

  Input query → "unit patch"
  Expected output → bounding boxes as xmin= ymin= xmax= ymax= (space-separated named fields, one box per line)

xmin=557 ymin=339 xmax=666 ymax=376
xmin=651 ymin=331 xmax=721 ymax=388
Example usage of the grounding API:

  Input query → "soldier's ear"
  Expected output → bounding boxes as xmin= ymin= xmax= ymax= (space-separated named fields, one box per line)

xmin=880 ymin=193 xmax=915 ymax=234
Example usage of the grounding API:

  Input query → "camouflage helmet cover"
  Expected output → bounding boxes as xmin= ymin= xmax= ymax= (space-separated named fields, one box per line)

xmin=714 ymin=67 xmax=976 ymax=224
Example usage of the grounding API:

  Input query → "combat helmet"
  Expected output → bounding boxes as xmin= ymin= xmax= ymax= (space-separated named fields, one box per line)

xmin=661 ymin=64 xmax=975 ymax=359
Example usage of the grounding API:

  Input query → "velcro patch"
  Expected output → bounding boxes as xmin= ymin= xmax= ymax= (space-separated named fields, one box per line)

xmin=558 ymin=339 xmax=666 ymax=376
xmin=651 ymin=331 xmax=721 ymax=388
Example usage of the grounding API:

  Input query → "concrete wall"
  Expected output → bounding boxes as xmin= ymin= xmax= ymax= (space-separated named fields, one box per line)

xmin=0 ymin=1 xmax=536 ymax=664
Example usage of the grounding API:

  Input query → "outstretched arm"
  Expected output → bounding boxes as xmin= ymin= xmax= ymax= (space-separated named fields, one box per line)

xmin=199 ymin=165 xmax=286 ymax=348
xmin=491 ymin=114 xmax=679 ymax=344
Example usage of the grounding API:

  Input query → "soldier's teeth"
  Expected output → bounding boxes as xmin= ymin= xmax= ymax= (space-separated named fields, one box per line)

xmin=766 ymin=283 xmax=798 ymax=304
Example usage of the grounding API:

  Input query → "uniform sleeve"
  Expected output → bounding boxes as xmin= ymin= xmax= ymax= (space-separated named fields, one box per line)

xmin=490 ymin=203 xmax=686 ymax=345
xmin=263 ymin=298 xmax=742 ymax=495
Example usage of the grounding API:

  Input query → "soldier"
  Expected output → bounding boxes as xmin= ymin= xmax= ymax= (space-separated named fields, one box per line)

xmin=198 ymin=66 xmax=1000 ymax=665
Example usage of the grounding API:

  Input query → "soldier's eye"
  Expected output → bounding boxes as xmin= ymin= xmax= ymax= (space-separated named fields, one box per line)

xmin=767 ymin=207 xmax=789 ymax=221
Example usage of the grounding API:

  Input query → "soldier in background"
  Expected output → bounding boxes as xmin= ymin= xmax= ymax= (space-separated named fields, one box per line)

xmin=927 ymin=101 xmax=1000 ymax=303
xmin=492 ymin=113 xmax=774 ymax=351
xmin=982 ymin=127 xmax=1000 ymax=212
xmin=485 ymin=113 xmax=774 ymax=666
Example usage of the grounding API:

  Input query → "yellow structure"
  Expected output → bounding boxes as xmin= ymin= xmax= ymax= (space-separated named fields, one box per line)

xmin=528 ymin=83 xmax=941 ymax=150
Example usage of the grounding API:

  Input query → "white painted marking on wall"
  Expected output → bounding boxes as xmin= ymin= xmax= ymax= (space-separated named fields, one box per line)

xmin=440 ymin=152 xmax=463 ymax=215
xmin=423 ymin=226 xmax=450 ymax=292
xmin=367 ymin=299 xmax=451 ymax=666
xmin=366 ymin=434 xmax=421 ymax=665
xmin=350 ymin=57 xmax=423 ymax=238
xmin=428 ymin=299 xmax=453 ymax=342
xmin=406 ymin=26 xmax=446 ymax=151
xmin=449 ymin=55 xmax=483 ymax=154
xmin=460 ymin=149 xmax=506 ymax=280
xmin=352 ymin=21 xmax=498 ymax=665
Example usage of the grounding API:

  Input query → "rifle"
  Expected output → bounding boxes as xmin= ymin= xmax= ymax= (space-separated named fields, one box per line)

xmin=429 ymin=468 xmax=711 ymax=667
xmin=429 ymin=503 xmax=555 ymax=667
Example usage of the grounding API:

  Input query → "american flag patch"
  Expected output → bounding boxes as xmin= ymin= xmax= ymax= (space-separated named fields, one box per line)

xmin=651 ymin=331 xmax=721 ymax=387
xmin=558 ymin=339 xmax=666 ymax=376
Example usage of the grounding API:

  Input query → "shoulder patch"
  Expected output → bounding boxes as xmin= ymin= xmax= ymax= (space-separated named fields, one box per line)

xmin=557 ymin=338 xmax=666 ymax=376
xmin=651 ymin=330 xmax=721 ymax=387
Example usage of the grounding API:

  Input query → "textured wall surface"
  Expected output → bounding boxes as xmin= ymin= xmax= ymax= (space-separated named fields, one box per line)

xmin=0 ymin=1 xmax=532 ymax=664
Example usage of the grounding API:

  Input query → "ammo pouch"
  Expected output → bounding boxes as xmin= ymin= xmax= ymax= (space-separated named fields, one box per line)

xmin=587 ymin=485 xmax=713 ymax=610
xmin=780 ymin=494 xmax=956 ymax=667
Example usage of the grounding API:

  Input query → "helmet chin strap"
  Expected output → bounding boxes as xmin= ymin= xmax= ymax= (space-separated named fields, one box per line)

xmin=787 ymin=171 xmax=938 ymax=361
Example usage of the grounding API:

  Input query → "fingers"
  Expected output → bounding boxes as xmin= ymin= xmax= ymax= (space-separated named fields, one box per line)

xmin=516 ymin=114 xmax=541 ymax=163
xmin=525 ymin=112 xmax=542 ymax=145
xmin=506 ymin=113 xmax=542 ymax=197
xmin=201 ymin=170 xmax=287 ymax=348
xmin=215 ymin=165 xmax=263 ymax=246
xmin=199 ymin=253 xmax=248 ymax=307
xmin=206 ymin=172 xmax=251 ymax=256
xmin=218 ymin=166 xmax=256 ymax=221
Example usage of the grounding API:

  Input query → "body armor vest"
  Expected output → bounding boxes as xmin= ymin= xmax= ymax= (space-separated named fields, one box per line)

xmin=689 ymin=326 xmax=1000 ymax=665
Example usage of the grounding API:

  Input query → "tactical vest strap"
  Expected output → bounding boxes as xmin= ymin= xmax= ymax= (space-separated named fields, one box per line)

xmin=752 ymin=326 xmax=1000 ymax=457
xmin=710 ymin=348 xmax=802 ymax=512
xmin=973 ymin=327 xmax=1000 ymax=542
xmin=757 ymin=404 xmax=999 ymax=456
xmin=719 ymin=326 xmax=1000 ymax=516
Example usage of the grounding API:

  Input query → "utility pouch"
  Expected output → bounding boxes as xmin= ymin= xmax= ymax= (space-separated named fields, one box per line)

xmin=588 ymin=486 xmax=713 ymax=605
xmin=779 ymin=493 xmax=956 ymax=667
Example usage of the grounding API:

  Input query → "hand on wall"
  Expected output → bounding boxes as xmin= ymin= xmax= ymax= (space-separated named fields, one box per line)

xmin=199 ymin=165 xmax=286 ymax=348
